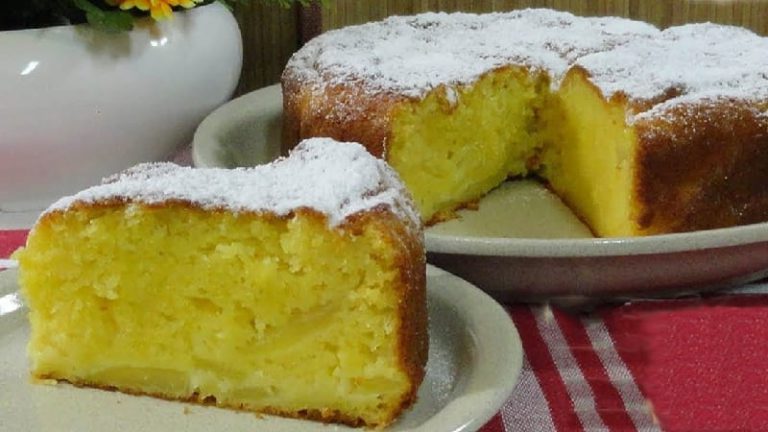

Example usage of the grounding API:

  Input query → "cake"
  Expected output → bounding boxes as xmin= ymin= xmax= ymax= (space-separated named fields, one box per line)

xmin=282 ymin=10 xmax=768 ymax=237
xmin=14 ymin=138 xmax=427 ymax=428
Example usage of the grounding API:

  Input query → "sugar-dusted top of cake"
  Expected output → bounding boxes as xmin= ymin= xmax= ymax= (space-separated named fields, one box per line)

xmin=45 ymin=138 xmax=420 ymax=228
xmin=285 ymin=9 xmax=659 ymax=98
xmin=575 ymin=23 xmax=768 ymax=119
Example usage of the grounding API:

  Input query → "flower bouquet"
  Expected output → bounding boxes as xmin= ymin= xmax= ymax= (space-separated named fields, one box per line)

xmin=1 ymin=0 xmax=312 ymax=32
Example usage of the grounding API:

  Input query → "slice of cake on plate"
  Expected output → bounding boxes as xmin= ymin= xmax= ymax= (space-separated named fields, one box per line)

xmin=14 ymin=138 xmax=427 ymax=428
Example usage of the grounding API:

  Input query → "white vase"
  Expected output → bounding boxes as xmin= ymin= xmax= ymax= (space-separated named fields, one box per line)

xmin=0 ymin=3 xmax=242 ymax=212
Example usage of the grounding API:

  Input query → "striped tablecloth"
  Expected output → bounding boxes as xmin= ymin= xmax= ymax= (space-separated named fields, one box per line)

xmin=3 ymin=229 xmax=768 ymax=432
xmin=486 ymin=295 xmax=768 ymax=431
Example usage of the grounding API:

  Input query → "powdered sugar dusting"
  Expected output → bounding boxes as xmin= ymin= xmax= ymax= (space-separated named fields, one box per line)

xmin=287 ymin=10 xmax=768 ymax=122
xmin=576 ymin=23 xmax=768 ymax=119
xmin=444 ymin=86 xmax=458 ymax=108
xmin=285 ymin=9 xmax=658 ymax=98
xmin=45 ymin=139 xmax=420 ymax=228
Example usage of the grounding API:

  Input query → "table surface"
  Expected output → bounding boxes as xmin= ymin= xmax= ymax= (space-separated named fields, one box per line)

xmin=3 ymin=228 xmax=768 ymax=432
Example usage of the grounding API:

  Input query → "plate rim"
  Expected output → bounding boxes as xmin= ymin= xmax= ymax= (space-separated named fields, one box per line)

xmin=192 ymin=84 xmax=283 ymax=169
xmin=193 ymin=84 xmax=768 ymax=260
xmin=420 ymin=264 xmax=523 ymax=431
xmin=426 ymin=221 xmax=768 ymax=257
xmin=0 ymin=265 xmax=522 ymax=432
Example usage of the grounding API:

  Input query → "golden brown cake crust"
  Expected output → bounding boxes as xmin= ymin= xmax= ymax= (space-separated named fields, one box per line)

xmin=633 ymin=99 xmax=768 ymax=234
xmin=344 ymin=208 xmax=428 ymax=426
xmin=281 ymin=78 xmax=409 ymax=158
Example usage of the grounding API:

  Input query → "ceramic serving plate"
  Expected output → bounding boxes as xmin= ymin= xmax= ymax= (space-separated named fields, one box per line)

xmin=0 ymin=265 xmax=521 ymax=432
xmin=192 ymin=84 xmax=768 ymax=301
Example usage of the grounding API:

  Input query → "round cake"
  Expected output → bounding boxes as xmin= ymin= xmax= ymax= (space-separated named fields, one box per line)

xmin=282 ymin=9 xmax=768 ymax=237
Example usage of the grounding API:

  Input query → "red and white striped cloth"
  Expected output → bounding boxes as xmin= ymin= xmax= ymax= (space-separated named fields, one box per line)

xmin=3 ymin=229 xmax=768 ymax=432
xmin=484 ymin=296 xmax=768 ymax=432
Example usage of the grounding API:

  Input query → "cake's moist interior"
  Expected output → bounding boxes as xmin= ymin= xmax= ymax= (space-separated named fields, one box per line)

xmin=388 ymin=67 xmax=547 ymax=222
xmin=18 ymin=205 xmax=412 ymax=426
xmin=541 ymin=70 xmax=637 ymax=237
xmin=387 ymin=67 xmax=638 ymax=237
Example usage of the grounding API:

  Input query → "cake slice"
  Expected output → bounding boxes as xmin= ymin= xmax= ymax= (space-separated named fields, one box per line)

xmin=14 ymin=138 xmax=427 ymax=428
xmin=545 ymin=23 xmax=768 ymax=236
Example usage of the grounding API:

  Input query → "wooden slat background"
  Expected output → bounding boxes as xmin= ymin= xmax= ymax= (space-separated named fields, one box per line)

xmin=234 ymin=0 xmax=768 ymax=93
xmin=322 ymin=0 xmax=768 ymax=31
xmin=232 ymin=2 xmax=299 ymax=95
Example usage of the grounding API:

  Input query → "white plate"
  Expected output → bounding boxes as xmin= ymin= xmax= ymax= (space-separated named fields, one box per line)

xmin=425 ymin=182 xmax=768 ymax=301
xmin=192 ymin=84 xmax=768 ymax=300
xmin=0 ymin=265 xmax=521 ymax=432
xmin=193 ymin=84 xmax=283 ymax=170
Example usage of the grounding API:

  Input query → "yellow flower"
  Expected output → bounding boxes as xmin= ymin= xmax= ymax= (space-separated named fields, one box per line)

xmin=106 ymin=0 xmax=204 ymax=21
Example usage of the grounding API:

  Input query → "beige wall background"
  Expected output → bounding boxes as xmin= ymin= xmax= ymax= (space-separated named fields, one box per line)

xmin=234 ymin=0 xmax=768 ymax=93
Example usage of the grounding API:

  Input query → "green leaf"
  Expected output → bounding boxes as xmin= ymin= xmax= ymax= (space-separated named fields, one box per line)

xmin=88 ymin=9 xmax=134 ymax=33
xmin=72 ymin=0 xmax=134 ymax=33
xmin=72 ymin=0 xmax=95 ymax=12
